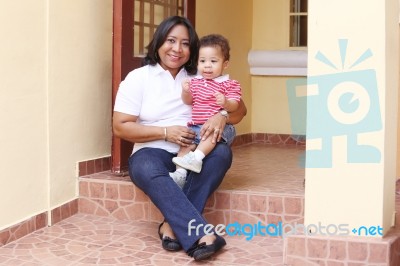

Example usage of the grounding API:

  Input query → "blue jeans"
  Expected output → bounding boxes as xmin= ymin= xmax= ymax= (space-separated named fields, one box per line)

xmin=128 ymin=143 xmax=232 ymax=251
xmin=190 ymin=124 xmax=236 ymax=145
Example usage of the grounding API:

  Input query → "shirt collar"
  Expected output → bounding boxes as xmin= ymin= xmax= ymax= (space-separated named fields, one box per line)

xmin=194 ymin=74 xmax=229 ymax=83
xmin=150 ymin=63 xmax=168 ymax=76
xmin=150 ymin=63 xmax=187 ymax=78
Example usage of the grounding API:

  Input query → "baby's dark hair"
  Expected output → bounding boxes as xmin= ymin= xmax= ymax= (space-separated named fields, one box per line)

xmin=199 ymin=34 xmax=230 ymax=61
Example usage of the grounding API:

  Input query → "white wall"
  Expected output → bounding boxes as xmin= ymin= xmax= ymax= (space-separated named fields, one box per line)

xmin=305 ymin=0 xmax=398 ymax=235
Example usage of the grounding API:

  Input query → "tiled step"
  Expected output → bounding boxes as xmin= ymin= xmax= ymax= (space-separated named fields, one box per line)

xmin=76 ymin=143 xmax=304 ymax=265
xmin=284 ymin=230 xmax=400 ymax=266
xmin=76 ymin=143 xmax=400 ymax=265
xmin=78 ymin=144 xmax=306 ymax=227
xmin=2 ymin=143 xmax=399 ymax=265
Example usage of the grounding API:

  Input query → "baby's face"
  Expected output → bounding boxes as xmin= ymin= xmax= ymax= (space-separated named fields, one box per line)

xmin=197 ymin=46 xmax=228 ymax=80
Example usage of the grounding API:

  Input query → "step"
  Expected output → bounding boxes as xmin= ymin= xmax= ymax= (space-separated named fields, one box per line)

xmin=78 ymin=144 xmax=306 ymax=227
xmin=1 ymin=143 xmax=399 ymax=265
xmin=77 ymin=143 xmax=400 ymax=265
xmin=76 ymin=143 xmax=303 ymax=265
xmin=284 ymin=230 xmax=400 ymax=266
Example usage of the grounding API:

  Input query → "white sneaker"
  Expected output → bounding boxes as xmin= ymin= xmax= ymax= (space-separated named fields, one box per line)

xmin=172 ymin=151 xmax=203 ymax=173
xmin=169 ymin=171 xmax=186 ymax=189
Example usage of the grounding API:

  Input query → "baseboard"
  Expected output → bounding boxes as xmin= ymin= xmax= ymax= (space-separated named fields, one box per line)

xmin=232 ymin=133 xmax=306 ymax=147
xmin=0 ymin=198 xmax=79 ymax=247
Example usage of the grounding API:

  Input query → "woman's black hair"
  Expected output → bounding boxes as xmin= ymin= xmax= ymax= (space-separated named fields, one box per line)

xmin=142 ymin=16 xmax=199 ymax=75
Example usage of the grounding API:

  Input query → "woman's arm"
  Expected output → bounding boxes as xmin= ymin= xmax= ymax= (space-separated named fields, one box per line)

xmin=226 ymin=98 xmax=247 ymax=124
xmin=200 ymin=99 xmax=247 ymax=143
xmin=113 ymin=111 xmax=195 ymax=146
xmin=113 ymin=112 xmax=165 ymax=143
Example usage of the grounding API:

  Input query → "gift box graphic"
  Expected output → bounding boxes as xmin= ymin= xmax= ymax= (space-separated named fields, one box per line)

xmin=287 ymin=40 xmax=382 ymax=168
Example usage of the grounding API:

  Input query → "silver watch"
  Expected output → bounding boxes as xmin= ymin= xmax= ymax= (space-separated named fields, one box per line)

xmin=219 ymin=109 xmax=228 ymax=118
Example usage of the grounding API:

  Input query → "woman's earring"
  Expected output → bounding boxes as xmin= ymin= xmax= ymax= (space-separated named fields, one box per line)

xmin=154 ymin=53 xmax=159 ymax=60
xmin=187 ymin=59 xmax=192 ymax=67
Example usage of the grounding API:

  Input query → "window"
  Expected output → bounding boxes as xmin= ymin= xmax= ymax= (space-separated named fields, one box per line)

xmin=133 ymin=0 xmax=184 ymax=57
xmin=289 ymin=0 xmax=308 ymax=47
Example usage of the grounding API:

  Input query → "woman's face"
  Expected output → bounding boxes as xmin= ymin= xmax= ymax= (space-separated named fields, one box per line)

xmin=157 ymin=24 xmax=190 ymax=77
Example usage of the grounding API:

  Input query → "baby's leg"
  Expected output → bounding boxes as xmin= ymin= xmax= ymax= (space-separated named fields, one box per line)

xmin=177 ymin=143 xmax=197 ymax=157
xmin=189 ymin=125 xmax=233 ymax=169
xmin=172 ymin=137 xmax=216 ymax=174
xmin=170 ymin=144 xmax=196 ymax=188
xmin=195 ymin=136 xmax=216 ymax=157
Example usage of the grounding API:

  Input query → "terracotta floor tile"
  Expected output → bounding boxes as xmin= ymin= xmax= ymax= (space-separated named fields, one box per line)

xmin=223 ymin=144 xmax=305 ymax=196
xmin=0 ymin=213 xmax=286 ymax=265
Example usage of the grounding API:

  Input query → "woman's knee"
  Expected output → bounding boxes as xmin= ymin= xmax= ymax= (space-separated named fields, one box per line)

xmin=202 ymin=144 xmax=232 ymax=174
xmin=208 ymin=144 xmax=232 ymax=164
xmin=128 ymin=148 xmax=174 ymax=185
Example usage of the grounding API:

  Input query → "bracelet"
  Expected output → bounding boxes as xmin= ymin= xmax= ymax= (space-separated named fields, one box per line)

xmin=164 ymin=127 xmax=167 ymax=141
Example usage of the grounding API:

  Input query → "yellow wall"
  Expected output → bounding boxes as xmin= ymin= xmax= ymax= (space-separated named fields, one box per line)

xmin=251 ymin=0 xmax=305 ymax=134
xmin=0 ymin=0 xmax=112 ymax=229
xmin=196 ymin=0 xmax=252 ymax=134
xmin=398 ymin=27 xmax=400 ymax=178
xmin=0 ymin=0 xmax=253 ymax=230
xmin=2 ymin=0 xmax=396 ymax=239
xmin=252 ymin=0 xmax=289 ymax=49
xmin=196 ymin=0 xmax=307 ymax=135
xmin=47 ymin=0 xmax=112 ymax=211
xmin=197 ymin=0 xmax=300 ymax=135
xmin=0 ymin=1 xmax=48 ymax=229
xmin=0 ymin=0 xmax=307 ymax=229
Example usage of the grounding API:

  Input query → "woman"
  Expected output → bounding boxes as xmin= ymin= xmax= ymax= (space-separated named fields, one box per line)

xmin=113 ymin=16 xmax=247 ymax=261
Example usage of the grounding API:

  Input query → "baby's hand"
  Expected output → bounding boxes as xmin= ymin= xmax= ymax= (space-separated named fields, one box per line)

xmin=214 ymin=92 xmax=226 ymax=106
xmin=182 ymin=78 xmax=191 ymax=92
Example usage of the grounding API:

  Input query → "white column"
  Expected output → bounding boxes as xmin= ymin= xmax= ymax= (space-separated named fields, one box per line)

xmin=305 ymin=0 xmax=399 ymax=236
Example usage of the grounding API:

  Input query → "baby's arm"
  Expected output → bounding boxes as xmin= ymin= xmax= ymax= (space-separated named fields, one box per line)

xmin=181 ymin=78 xmax=193 ymax=105
xmin=214 ymin=92 xmax=239 ymax=112
xmin=216 ymin=79 xmax=242 ymax=112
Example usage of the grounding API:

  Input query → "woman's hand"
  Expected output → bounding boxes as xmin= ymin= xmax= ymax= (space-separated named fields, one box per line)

xmin=200 ymin=113 xmax=227 ymax=144
xmin=199 ymin=99 xmax=247 ymax=144
xmin=165 ymin=125 xmax=196 ymax=147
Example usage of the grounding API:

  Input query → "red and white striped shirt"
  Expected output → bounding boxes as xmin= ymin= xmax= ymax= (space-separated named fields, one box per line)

xmin=188 ymin=75 xmax=241 ymax=125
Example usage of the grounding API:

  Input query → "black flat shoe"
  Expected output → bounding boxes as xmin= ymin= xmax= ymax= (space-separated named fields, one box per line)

xmin=187 ymin=235 xmax=226 ymax=261
xmin=158 ymin=222 xmax=182 ymax=251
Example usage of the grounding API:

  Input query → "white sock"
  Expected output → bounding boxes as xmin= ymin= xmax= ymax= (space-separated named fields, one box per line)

xmin=176 ymin=168 xmax=187 ymax=177
xmin=193 ymin=150 xmax=205 ymax=161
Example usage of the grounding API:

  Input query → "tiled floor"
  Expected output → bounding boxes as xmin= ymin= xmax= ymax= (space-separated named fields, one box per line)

xmin=0 ymin=214 xmax=283 ymax=266
xmin=0 ymin=143 xmax=398 ymax=265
